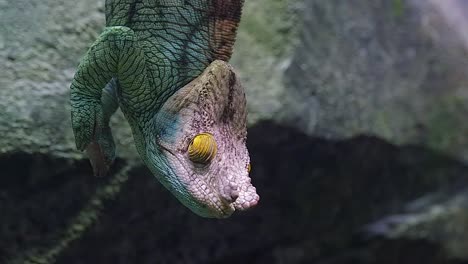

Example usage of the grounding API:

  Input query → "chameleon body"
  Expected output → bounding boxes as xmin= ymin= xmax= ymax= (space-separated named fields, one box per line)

xmin=70 ymin=0 xmax=259 ymax=218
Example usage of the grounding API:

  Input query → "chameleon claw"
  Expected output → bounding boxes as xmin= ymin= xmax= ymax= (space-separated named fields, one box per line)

xmin=71 ymin=103 xmax=115 ymax=176
xmin=86 ymin=141 xmax=112 ymax=177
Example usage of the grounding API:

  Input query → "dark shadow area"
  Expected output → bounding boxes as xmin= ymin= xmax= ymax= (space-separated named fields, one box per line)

xmin=1 ymin=121 xmax=468 ymax=263
xmin=0 ymin=153 xmax=126 ymax=263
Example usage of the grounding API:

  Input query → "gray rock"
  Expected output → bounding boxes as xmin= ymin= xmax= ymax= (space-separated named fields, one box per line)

xmin=366 ymin=188 xmax=468 ymax=259
xmin=0 ymin=0 xmax=135 ymax=160
xmin=3 ymin=0 xmax=468 ymax=160
xmin=281 ymin=0 xmax=468 ymax=161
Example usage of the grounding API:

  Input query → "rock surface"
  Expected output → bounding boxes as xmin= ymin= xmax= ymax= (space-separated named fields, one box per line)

xmin=0 ymin=0 xmax=135 ymax=159
xmin=281 ymin=0 xmax=468 ymax=161
xmin=1 ymin=0 xmax=468 ymax=263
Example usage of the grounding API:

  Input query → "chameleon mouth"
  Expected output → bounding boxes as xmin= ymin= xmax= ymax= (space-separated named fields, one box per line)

xmin=217 ymin=173 xmax=259 ymax=212
xmin=214 ymin=180 xmax=260 ymax=217
xmin=232 ymin=181 xmax=260 ymax=211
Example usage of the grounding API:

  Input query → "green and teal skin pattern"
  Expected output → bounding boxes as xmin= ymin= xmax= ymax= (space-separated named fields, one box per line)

xmin=70 ymin=0 xmax=259 ymax=218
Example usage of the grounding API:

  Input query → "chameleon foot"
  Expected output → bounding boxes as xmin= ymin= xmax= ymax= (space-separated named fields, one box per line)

xmin=85 ymin=125 xmax=115 ymax=177
xmin=71 ymin=103 xmax=116 ymax=177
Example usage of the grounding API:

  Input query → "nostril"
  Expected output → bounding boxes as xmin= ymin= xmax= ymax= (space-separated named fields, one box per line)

xmin=230 ymin=190 xmax=239 ymax=202
xmin=221 ymin=184 xmax=239 ymax=203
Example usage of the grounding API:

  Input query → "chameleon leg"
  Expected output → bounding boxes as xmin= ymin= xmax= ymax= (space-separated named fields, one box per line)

xmin=70 ymin=26 xmax=150 ymax=176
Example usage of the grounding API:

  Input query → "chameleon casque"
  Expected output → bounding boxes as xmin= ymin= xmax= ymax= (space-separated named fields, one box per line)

xmin=70 ymin=0 xmax=259 ymax=218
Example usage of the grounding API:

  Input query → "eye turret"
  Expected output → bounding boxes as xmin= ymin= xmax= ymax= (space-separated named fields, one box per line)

xmin=188 ymin=133 xmax=217 ymax=164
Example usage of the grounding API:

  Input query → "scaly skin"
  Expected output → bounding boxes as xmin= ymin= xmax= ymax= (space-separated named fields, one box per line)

xmin=70 ymin=0 xmax=259 ymax=218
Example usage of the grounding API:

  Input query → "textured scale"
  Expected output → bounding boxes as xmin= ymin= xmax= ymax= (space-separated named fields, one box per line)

xmin=105 ymin=0 xmax=244 ymax=104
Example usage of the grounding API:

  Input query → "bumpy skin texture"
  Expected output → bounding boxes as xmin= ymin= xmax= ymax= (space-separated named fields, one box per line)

xmin=70 ymin=0 xmax=259 ymax=218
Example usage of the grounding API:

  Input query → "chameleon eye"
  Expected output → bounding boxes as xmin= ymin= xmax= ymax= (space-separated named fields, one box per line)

xmin=188 ymin=133 xmax=217 ymax=164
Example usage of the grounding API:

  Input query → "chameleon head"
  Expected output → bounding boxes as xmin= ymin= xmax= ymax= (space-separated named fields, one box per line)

xmin=149 ymin=60 xmax=259 ymax=218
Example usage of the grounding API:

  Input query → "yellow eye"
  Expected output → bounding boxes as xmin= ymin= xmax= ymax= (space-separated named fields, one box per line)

xmin=247 ymin=163 xmax=251 ymax=173
xmin=188 ymin=133 xmax=217 ymax=164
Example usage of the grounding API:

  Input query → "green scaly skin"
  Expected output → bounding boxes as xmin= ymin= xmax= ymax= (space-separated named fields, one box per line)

xmin=70 ymin=0 xmax=259 ymax=218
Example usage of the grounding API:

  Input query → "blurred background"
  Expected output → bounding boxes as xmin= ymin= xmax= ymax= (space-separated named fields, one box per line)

xmin=1 ymin=0 xmax=468 ymax=263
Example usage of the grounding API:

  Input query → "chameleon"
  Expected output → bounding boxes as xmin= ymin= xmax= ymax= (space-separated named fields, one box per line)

xmin=70 ymin=0 xmax=259 ymax=218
